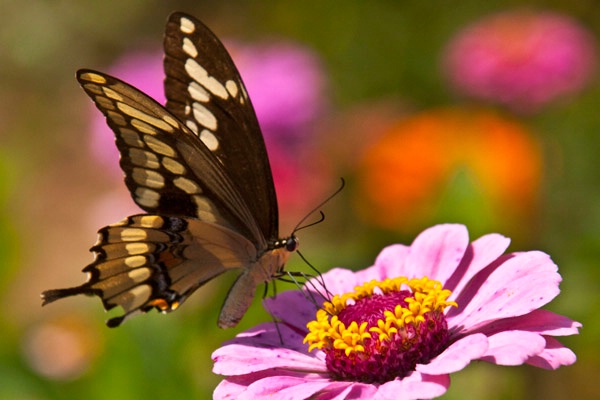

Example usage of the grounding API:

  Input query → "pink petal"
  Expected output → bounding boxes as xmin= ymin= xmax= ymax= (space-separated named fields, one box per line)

xmin=526 ymin=336 xmax=577 ymax=369
xmin=404 ymin=224 xmax=469 ymax=283
xmin=315 ymin=382 xmax=378 ymax=399
xmin=375 ymin=372 xmax=451 ymax=400
xmin=319 ymin=268 xmax=360 ymax=295
xmin=243 ymin=374 xmax=335 ymax=399
xmin=214 ymin=370 xmax=276 ymax=399
xmin=445 ymin=233 xmax=511 ymax=301
xmin=214 ymin=371 xmax=334 ymax=400
xmin=371 ymin=244 xmax=410 ymax=279
xmin=480 ymin=331 xmax=546 ymax=365
xmin=416 ymin=333 xmax=488 ymax=374
xmin=220 ymin=323 xmax=309 ymax=353
xmin=264 ymin=291 xmax=320 ymax=331
xmin=465 ymin=309 xmax=582 ymax=337
xmin=448 ymin=251 xmax=561 ymax=330
xmin=213 ymin=344 xmax=325 ymax=375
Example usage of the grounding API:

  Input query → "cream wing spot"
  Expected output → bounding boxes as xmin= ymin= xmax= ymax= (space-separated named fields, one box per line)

xmin=143 ymin=135 xmax=176 ymax=156
xmin=112 ymin=284 xmax=152 ymax=311
xmin=80 ymin=72 xmax=107 ymax=84
xmin=131 ymin=119 xmax=158 ymax=135
xmin=117 ymin=102 xmax=174 ymax=133
xmin=120 ymin=229 xmax=147 ymax=242
xmin=132 ymin=168 xmax=165 ymax=189
xmin=127 ymin=268 xmax=152 ymax=283
xmin=102 ymin=87 xmax=123 ymax=101
xmin=199 ymin=129 xmax=219 ymax=151
xmin=186 ymin=120 xmax=199 ymax=134
xmin=162 ymin=157 xmax=186 ymax=175
xmin=194 ymin=196 xmax=218 ymax=223
xmin=180 ymin=17 xmax=195 ymax=34
xmin=174 ymin=176 xmax=201 ymax=194
xmin=184 ymin=58 xmax=228 ymax=99
xmin=124 ymin=255 xmax=146 ymax=268
xmin=125 ymin=242 xmax=150 ymax=255
xmin=138 ymin=215 xmax=164 ymax=228
xmin=129 ymin=148 xmax=160 ymax=169
xmin=188 ymin=81 xmax=210 ymax=103
xmin=240 ymin=84 xmax=249 ymax=104
xmin=135 ymin=187 xmax=160 ymax=208
xmin=225 ymin=80 xmax=238 ymax=98
xmin=162 ymin=115 xmax=179 ymax=129
xmin=182 ymin=37 xmax=198 ymax=57
xmin=192 ymin=103 xmax=218 ymax=131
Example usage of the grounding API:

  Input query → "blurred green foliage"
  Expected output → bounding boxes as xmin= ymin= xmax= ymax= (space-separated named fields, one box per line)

xmin=1 ymin=0 xmax=598 ymax=399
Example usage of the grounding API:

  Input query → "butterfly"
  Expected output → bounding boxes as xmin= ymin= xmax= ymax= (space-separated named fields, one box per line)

xmin=41 ymin=11 xmax=300 ymax=328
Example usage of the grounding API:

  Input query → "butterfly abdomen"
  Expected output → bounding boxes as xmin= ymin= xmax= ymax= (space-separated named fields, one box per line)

xmin=218 ymin=243 xmax=296 ymax=328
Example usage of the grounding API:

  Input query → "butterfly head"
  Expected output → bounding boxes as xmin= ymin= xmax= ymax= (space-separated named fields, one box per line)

xmin=285 ymin=236 xmax=299 ymax=252
xmin=272 ymin=236 xmax=299 ymax=253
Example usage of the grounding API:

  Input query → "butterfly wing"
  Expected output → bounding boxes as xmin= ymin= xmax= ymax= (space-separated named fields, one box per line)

xmin=77 ymin=70 xmax=265 ymax=245
xmin=42 ymin=215 xmax=259 ymax=327
xmin=163 ymin=12 xmax=279 ymax=243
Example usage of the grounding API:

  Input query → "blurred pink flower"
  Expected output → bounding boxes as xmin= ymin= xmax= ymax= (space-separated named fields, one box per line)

xmin=86 ymin=39 xmax=330 ymax=219
xmin=227 ymin=40 xmax=327 ymax=143
xmin=213 ymin=224 xmax=580 ymax=399
xmin=443 ymin=10 xmax=597 ymax=112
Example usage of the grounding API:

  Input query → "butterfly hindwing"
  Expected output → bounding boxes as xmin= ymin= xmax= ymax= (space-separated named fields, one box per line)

xmin=42 ymin=215 xmax=259 ymax=327
xmin=164 ymin=12 xmax=279 ymax=243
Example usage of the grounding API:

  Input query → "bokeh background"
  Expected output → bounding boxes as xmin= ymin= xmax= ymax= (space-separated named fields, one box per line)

xmin=1 ymin=0 xmax=598 ymax=399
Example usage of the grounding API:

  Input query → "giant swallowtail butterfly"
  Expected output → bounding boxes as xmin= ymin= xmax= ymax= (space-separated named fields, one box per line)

xmin=42 ymin=12 xmax=300 ymax=328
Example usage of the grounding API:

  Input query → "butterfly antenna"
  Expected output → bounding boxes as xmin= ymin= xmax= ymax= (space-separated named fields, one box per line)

xmin=292 ymin=177 xmax=346 ymax=234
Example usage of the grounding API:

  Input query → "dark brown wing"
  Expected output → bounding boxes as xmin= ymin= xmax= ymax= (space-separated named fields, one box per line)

xmin=77 ymin=69 xmax=265 ymax=247
xmin=164 ymin=12 xmax=279 ymax=243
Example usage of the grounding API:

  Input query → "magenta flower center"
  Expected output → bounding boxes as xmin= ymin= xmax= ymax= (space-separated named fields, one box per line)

xmin=304 ymin=277 xmax=456 ymax=384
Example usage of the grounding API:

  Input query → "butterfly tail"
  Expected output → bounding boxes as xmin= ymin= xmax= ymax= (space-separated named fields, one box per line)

xmin=42 ymin=286 xmax=92 ymax=305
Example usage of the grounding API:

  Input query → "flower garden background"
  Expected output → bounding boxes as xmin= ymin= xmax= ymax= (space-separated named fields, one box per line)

xmin=0 ymin=1 xmax=598 ymax=399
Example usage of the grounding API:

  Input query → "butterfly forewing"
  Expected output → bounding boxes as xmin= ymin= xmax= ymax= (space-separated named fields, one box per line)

xmin=164 ymin=12 xmax=279 ymax=243
xmin=77 ymin=70 xmax=262 ymax=243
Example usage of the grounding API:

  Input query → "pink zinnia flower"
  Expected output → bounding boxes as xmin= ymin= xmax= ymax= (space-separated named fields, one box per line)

xmin=212 ymin=224 xmax=580 ymax=399
xmin=443 ymin=10 xmax=597 ymax=112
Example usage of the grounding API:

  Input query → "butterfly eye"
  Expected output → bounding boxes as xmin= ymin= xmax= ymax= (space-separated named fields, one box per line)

xmin=285 ymin=236 xmax=299 ymax=252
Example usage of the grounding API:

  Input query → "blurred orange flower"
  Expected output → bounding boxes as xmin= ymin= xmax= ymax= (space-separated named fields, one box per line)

xmin=356 ymin=108 xmax=542 ymax=236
